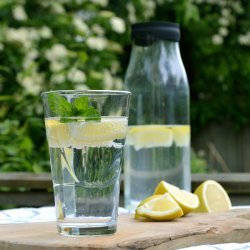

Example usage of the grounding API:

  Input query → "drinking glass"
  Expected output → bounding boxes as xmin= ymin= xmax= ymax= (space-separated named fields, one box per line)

xmin=41 ymin=90 xmax=131 ymax=236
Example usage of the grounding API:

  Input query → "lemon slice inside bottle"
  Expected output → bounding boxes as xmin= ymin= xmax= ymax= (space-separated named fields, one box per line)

xmin=126 ymin=125 xmax=173 ymax=151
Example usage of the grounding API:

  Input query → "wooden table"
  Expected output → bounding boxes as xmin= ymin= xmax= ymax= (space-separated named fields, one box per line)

xmin=0 ymin=209 xmax=249 ymax=249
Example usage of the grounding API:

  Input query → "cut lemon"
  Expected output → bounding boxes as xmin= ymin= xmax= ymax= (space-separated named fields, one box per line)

xmin=126 ymin=125 xmax=173 ymax=150
xmin=134 ymin=194 xmax=162 ymax=219
xmin=194 ymin=180 xmax=232 ymax=213
xmin=154 ymin=181 xmax=199 ymax=215
xmin=45 ymin=117 xmax=127 ymax=148
xmin=173 ymin=125 xmax=190 ymax=147
xmin=135 ymin=194 xmax=183 ymax=221
xmin=45 ymin=119 xmax=70 ymax=147
xmin=70 ymin=117 xmax=127 ymax=145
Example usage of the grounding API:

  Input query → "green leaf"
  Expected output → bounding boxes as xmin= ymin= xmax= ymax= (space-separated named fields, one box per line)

xmin=60 ymin=117 xmax=78 ymax=123
xmin=48 ymin=92 xmax=72 ymax=117
xmin=84 ymin=107 xmax=101 ymax=121
xmin=72 ymin=96 xmax=88 ymax=112
xmin=47 ymin=92 xmax=101 ymax=122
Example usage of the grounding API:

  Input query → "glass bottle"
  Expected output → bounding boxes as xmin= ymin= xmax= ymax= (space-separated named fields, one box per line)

xmin=124 ymin=21 xmax=190 ymax=210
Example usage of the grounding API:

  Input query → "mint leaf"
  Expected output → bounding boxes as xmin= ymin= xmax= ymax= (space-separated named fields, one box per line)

xmin=84 ymin=106 xmax=101 ymax=121
xmin=72 ymin=96 xmax=88 ymax=111
xmin=60 ymin=117 xmax=78 ymax=123
xmin=48 ymin=92 xmax=101 ymax=122
xmin=48 ymin=92 xmax=72 ymax=116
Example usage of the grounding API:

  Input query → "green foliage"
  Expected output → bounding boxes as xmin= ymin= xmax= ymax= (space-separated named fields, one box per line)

xmin=0 ymin=0 xmax=249 ymax=172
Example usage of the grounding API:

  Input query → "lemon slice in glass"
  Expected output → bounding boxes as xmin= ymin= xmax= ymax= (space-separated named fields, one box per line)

xmin=135 ymin=194 xmax=183 ymax=221
xmin=126 ymin=125 xmax=173 ymax=151
xmin=69 ymin=117 xmax=127 ymax=146
xmin=194 ymin=180 xmax=232 ymax=213
xmin=154 ymin=181 xmax=199 ymax=215
xmin=45 ymin=119 xmax=70 ymax=148
xmin=173 ymin=125 xmax=190 ymax=147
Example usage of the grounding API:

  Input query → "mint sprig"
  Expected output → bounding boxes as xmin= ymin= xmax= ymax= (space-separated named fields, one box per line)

xmin=48 ymin=92 xmax=101 ymax=122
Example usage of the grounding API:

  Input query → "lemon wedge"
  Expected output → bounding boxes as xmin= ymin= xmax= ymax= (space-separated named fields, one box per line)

xmin=194 ymin=180 xmax=232 ymax=213
xmin=154 ymin=181 xmax=199 ymax=215
xmin=126 ymin=125 xmax=173 ymax=150
xmin=173 ymin=125 xmax=190 ymax=147
xmin=135 ymin=194 xmax=183 ymax=220
xmin=134 ymin=194 xmax=162 ymax=219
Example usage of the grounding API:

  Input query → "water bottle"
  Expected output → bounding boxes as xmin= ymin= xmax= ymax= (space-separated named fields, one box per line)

xmin=124 ymin=21 xmax=190 ymax=210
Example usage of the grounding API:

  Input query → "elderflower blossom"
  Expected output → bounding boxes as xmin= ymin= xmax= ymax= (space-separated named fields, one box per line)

xmin=51 ymin=73 xmax=65 ymax=84
xmin=12 ymin=5 xmax=28 ymax=21
xmin=67 ymin=68 xmax=86 ymax=83
xmin=86 ymin=37 xmax=107 ymax=51
xmin=18 ymin=72 xmax=44 ymax=95
xmin=212 ymin=34 xmax=223 ymax=45
xmin=238 ymin=33 xmax=250 ymax=46
xmin=91 ymin=0 xmax=108 ymax=7
xmin=39 ymin=26 xmax=52 ymax=39
xmin=73 ymin=16 xmax=90 ymax=34
xmin=45 ymin=44 xmax=68 ymax=61
xmin=110 ymin=17 xmax=125 ymax=34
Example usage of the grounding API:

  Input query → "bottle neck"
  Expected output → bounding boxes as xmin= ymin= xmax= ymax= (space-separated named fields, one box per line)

xmin=127 ymin=40 xmax=184 ymax=79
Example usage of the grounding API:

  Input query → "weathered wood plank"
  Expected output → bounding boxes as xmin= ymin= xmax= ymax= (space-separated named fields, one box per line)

xmin=0 ymin=209 xmax=249 ymax=249
xmin=0 ymin=172 xmax=52 ymax=189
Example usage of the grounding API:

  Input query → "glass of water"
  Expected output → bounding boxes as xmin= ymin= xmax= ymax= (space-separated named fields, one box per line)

xmin=42 ymin=90 xmax=131 ymax=236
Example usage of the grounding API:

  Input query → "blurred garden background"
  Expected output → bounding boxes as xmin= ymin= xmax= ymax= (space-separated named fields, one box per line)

xmin=0 ymin=0 xmax=250 ymax=175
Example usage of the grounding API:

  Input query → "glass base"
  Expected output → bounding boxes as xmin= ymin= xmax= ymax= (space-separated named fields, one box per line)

xmin=57 ymin=224 xmax=116 ymax=236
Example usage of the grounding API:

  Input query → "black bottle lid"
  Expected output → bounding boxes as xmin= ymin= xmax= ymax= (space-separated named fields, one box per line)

xmin=131 ymin=21 xmax=180 ymax=46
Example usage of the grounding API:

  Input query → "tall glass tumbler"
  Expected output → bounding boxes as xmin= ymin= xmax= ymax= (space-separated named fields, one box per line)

xmin=42 ymin=90 xmax=131 ymax=236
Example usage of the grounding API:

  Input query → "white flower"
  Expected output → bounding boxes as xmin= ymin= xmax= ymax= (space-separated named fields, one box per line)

xmin=92 ymin=24 xmax=105 ymax=36
xmin=51 ymin=3 xmax=65 ymax=14
xmin=67 ymin=68 xmax=86 ymax=83
xmin=221 ymin=8 xmax=230 ymax=18
xmin=91 ymin=0 xmax=108 ymax=7
xmin=212 ymin=34 xmax=223 ymax=45
xmin=110 ymin=17 xmax=125 ymax=34
xmin=219 ymin=27 xmax=228 ymax=37
xmin=73 ymin=16 xmax=90 ymax=34
xmin=231 ymin=1 xmax=244 ymax=14
xmin=40 ymin=26 xmax=52 ymax=39
xmin=75 ymin=84 xmax=89 ymax=90
xmin=238 ymin=33 xmax=250 ymax=46
xmin=5 ymin=28 xmax=37 ymax=49
xmin=50 ymin=61 xmax=66 ymax=72
xmin=51 ymin=73 xmax=65 ymax=84
xmin=86 ymin=37 xmax=107 ymax=51
xmin=113 ymin=77 xmax=123 ymax=90
xmin=126 ymin=3 xmax=136 ymax=23
xmin=12 ymin=5 xmax=28 ymax=21
xmin=142 ymin=0 xmax=156 ymax=19
xmin=22 ymin=49 xmax=38 ymax=69
xmin=218 ymin=17 xmax=230 ymax=26
xmin=45 ymin=44 xmax=68 ymax=61
xmin=18 ymin=73 xmax=43 ymax=95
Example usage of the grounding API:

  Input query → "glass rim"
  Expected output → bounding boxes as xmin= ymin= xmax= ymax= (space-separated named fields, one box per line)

xmin=41 ymin=89 xmax=131 ymax=97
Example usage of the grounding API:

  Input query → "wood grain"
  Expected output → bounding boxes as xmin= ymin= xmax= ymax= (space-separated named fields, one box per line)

xmin=0 ymin=209 xmax=250 ymax=249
